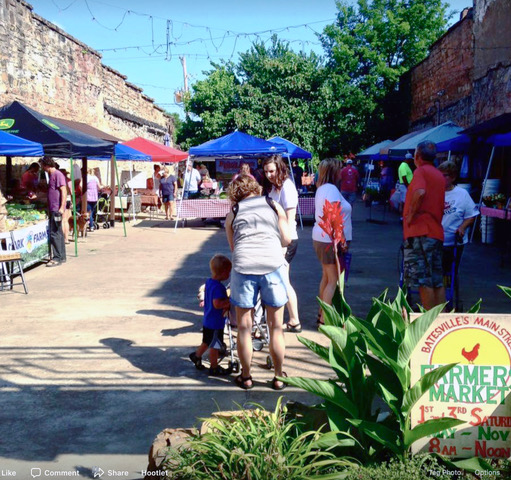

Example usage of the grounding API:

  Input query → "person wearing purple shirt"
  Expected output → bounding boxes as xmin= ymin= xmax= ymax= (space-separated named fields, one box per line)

xmin=40 ymin=156 xmax=67 ymax=267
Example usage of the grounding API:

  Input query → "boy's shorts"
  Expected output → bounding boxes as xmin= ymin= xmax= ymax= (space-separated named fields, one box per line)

xmin=404 ymin=236 xmax=443 ymax=289
xmin=230 ymin=265 xmax=288 ymax=309
xmin=202 ymin=326 xmax=224 ymax=350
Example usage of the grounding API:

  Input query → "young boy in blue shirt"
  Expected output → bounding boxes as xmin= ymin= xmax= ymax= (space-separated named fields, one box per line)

xmin=189 ymin=254 xmax=232 ymax=376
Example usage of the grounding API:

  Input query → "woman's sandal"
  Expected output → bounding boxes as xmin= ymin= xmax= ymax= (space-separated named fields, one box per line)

xmin=271 ymin=372 xmax=288 ymax=391
xmin=285 ymin=323 xmax=302 ymax=333
xmin=235 ymin=373 xmax=253 ymax=390
xmin=316 ymin=313 xmax=324 ymax=329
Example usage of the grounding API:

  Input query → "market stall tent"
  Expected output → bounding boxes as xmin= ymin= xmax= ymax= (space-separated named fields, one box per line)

xmin=387 ymin=122 xmax=464 ymax=158
xmin=0 ymin=101 xmax=123 ymax=254
xmin=182 ymin=131 xmax=301 ymax=230
xmin=0 ymin=130 xmax=44 ymax=157
xmin=189 ymin=131 xmax=286 ymax=157
xmin=123 ymin=137 xmax=188 ymax=163
xmin=267 ymin=136 xmax=312 ymax=159
xmin=357 ymin=139 xmax=393 ymax=160
xmin=0 ymin=101 xmax=115 ymax=157
xmin=379 ymin=129 xmax=427 ymax=160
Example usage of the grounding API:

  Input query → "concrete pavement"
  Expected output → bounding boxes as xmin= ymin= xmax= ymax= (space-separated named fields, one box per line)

xmin=0 ymin=201 xmax=509 ymax=479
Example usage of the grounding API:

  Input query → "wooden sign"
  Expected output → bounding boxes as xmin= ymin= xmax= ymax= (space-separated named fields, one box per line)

xmin=410 ymin=314 xmax=511 ymax=458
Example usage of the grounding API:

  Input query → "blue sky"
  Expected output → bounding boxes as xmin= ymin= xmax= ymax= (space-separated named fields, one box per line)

xmin=28 ymin=0 xmax=473 ymax=117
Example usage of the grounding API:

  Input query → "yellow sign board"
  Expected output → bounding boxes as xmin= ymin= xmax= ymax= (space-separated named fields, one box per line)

xmin=410 ymin=313 xmax=511 ymax=458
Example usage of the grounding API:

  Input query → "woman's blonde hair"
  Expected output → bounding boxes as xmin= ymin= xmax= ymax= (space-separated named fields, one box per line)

xmin=227 ymin=174 xmax=262 ymax=204
xmin=316 ymin=158 xmax=342 ymax=187
xmin=437 ymin=161 xmax=458 ymax=179
xmin=163 ymin=167 xmax=170 ymax=176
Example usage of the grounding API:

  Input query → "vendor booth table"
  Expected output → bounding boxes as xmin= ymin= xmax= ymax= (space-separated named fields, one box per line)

xmin=177 ymin=197 xmax=315 ymax=220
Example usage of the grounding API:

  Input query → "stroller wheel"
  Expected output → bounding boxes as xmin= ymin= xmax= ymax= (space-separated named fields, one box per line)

xmin=103 ymin=222 xmax=109 ymax=229
xmin=230 ymin=360 xmax=240 ymax=374
xmin=93 ymin=222 xmax=99 ymax=230
xmin=266 ymin=355 xmax=273 ymax=369
xmin=253 ymin=338 xmax=264 ymax=351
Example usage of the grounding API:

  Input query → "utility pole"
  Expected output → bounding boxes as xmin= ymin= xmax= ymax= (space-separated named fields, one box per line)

xmin=180 ymin=56 xmax=188 ymax=93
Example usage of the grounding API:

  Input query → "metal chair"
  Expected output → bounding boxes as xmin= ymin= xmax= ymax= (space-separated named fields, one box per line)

xmin=0 ymin=231 xmax=28 ymax=294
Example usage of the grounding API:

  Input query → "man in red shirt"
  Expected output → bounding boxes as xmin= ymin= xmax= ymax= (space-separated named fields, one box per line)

xmin=403 ymin=141 xmax=446 ymax=310
xmin=339 ymin=159 xmax=359 ymax=206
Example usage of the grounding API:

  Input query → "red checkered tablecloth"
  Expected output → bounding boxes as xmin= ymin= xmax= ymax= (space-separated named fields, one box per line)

xmin=176 ymin=197 xmax=315 ymax=219
xmin=177 ymin=199 xmax=231 ymax=219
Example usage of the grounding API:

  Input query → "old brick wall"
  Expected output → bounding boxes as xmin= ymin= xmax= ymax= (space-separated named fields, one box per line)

xmin=408 ymin=0 xmax=511 ymax=129
xmin=0 ymin=0 xmax=173 ymax=142
xmin=409 ymin=11 xmax=474 ymax=129
xmin=472 ymin=0 xmax=511 ymax=122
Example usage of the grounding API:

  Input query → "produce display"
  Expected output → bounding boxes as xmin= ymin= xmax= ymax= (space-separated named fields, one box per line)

xmin=6 ymin=203 xmax=47 ymax=230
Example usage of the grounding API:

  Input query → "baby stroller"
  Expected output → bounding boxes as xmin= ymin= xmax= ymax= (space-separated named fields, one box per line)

xmin=222 ymin=295 xmax=272 ymax=372
xmin=199 ymin=283 xmax=273 ymax=372
xmin=93 ymin=193 xmax=111 ymax=230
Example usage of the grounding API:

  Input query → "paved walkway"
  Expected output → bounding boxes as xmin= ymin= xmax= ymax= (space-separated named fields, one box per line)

xmin=0 ymin=201 xmax=509 ymax=479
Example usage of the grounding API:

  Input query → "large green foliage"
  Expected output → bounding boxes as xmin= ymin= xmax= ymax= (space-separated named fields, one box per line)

xmin=163 ymin=397 xmax=356 ymax=479
xmin=283 ymin=281 xmax=497 ymax=476
xmin=177 ymin=1 xmax=450 ymax=156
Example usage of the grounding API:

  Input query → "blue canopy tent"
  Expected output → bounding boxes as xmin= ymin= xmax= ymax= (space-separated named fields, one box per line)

xmin=266 ymin=136 xmax=312 ymax=159
xmin=89 ymin=143 xmax=151 ymax=161
xmin=0 ymin=130 xmax=44 ymax=157
xmin=356 ymin=139 xmax=393 ymax=187
xmin=182 ymin=131 xmax=299 ymax=229
xmin=459 ymin=114 xmax=511 ymax=242
xmin=189 ymin=131 xmax=286 ymax=157
xmin=357 ymin=139 xmax=393 ymax=160
xmin=0 ymin=101 xmax=123 ymax=254
xmin=0 ymin=101 xmax=115 ymax=158
xmin=89 ymin=144 xmax=151 ymax=222
xmin=388 ymin=122 xmax=464 ymax=158
xmin=435 ymin=134 xmax=471 ymax=153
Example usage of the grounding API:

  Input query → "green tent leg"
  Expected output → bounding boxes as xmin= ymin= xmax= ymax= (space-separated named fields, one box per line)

xmin=70 ymin=159 xmax=78 ymax=256
xmin=113 ymin=155 xmax=127 ymax=237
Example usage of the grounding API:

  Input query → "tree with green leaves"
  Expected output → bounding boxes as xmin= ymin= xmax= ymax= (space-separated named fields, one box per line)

xmin=177 ymin=1 xmax=450 ymax=156
xmin=319 ymin=0 xmax=450 ymax=148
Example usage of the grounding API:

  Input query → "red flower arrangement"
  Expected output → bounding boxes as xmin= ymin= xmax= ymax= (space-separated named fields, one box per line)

xmin=318 ymin=199 xmax=347 ymax=281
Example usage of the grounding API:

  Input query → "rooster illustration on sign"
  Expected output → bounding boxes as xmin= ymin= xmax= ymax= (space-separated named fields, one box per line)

xmin=461 ymin=343 xmax=480 ymax=363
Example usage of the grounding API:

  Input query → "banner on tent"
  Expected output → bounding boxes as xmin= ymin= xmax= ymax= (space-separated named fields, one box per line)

xmin=215 ymin=158 xmax=257 ymax=180
xmin=0 ymin=221 xmax=50 ymax=268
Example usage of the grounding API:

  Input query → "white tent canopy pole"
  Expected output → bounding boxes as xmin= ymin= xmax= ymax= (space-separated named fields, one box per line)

xmin=285 ymin=153 xmax=303 ymax=230
xmin=175 ymin=157 xmax=193 ymax=232
xmin=470 ymin=145 xmax=495 ymax=243
xmin=129 ymin=160 xmax=136 ymax=222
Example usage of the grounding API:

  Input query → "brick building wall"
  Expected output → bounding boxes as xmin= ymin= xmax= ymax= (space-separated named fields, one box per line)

xmin=409 ymin=10 xmax=474 ymax=130
xmin=408 ymin=0 xmax=511 ymax=130
xmin=0 ymin=0 xmax=174 ymax=143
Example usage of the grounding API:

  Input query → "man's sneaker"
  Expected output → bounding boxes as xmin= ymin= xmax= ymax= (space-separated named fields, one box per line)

xmin=189 ymin=352 xmax=205 ymax=370
xmin=209 ymin=365 xmax=231 ymax=376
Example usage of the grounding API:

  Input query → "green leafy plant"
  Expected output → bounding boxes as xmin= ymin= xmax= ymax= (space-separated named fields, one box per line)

xmin=282 ymin=282 xmax=495 ymax=474
xmin=162 ymin=397 xmax=357 ymax=479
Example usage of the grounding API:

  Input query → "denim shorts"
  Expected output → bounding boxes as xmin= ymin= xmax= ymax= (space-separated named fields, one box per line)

xmin=162 ymin=194 xmax=174 ymax=203
xmin=404 ymin=236 xmax=444 ymax=289
xmin=230 ymin=265 xmax=288 ymax=309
